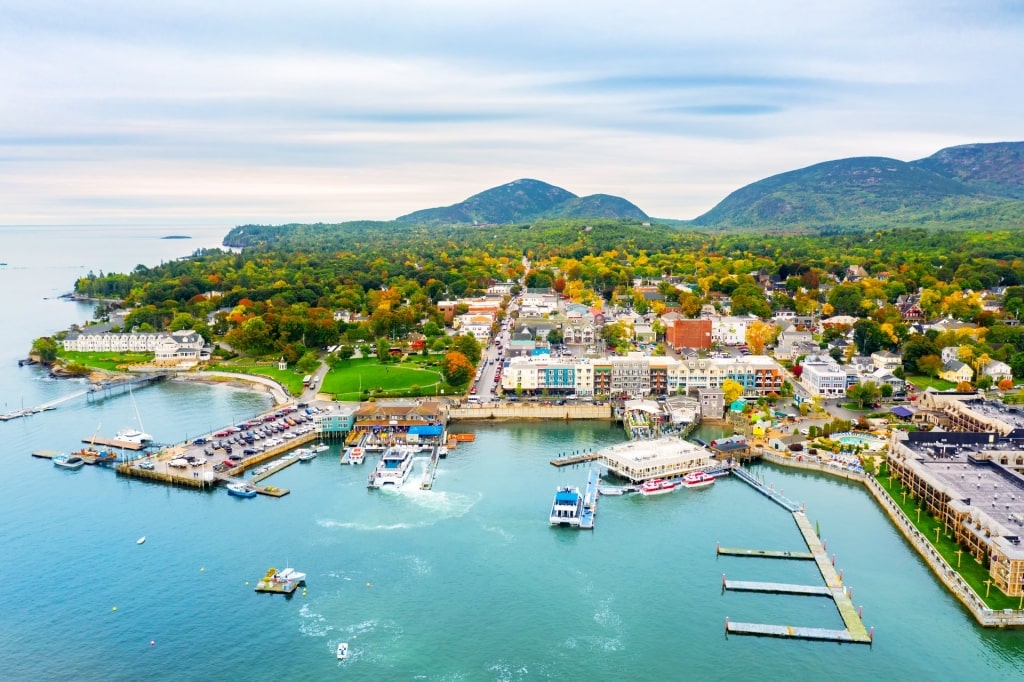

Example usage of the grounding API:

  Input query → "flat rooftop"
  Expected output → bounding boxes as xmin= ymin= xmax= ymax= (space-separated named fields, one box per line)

xmin=902 ymin=434 xmax=1024 ymax=539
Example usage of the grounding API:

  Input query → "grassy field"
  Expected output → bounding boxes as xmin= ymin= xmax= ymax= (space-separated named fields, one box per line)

xmin=876 ymin=468 xmax=1020 ymax=610
xmin=58 ymin=350 xmax=154 ymax=371
xmin=323 ymin=357 xmax=458 ymax=400
xmin=907 ymin=376 xmax=957 ymax=391
xmin=206 ymin=361 xmax=305 ymax=395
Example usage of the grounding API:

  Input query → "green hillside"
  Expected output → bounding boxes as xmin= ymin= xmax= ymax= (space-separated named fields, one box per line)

xmin=692 ymin=141 xmax=1024 ymax=232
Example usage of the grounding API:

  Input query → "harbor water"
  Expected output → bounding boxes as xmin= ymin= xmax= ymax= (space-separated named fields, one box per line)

xmin=2 ymin=226 xmax=1024 ymax=680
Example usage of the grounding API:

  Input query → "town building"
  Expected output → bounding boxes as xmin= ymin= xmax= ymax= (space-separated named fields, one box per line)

xmin=598 ymin=437 xmax=714 ymax=483
xmin=888 ymin=430 xmax=1024 ymax=597
xmin=800 ymin=354 xmax=849 ymax=398
xmin=664 ymin=318 xmax=712 ymax=350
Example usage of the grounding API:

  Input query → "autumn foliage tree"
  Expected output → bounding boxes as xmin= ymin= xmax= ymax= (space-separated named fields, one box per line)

xmin=441 ymin=351 xmax=474 ymax=387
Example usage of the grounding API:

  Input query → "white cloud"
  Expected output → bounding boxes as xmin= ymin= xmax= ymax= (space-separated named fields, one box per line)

xmin=0 ymin=0 xmax=1021 ymax=224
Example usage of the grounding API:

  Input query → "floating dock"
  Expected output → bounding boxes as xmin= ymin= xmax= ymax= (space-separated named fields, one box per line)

xmin=549 ymin=451 xmax=600 ymax=467
xmin=716 ymin=545 xmax=814 ymax=561
xmin=723 ymin=579 xmax=831 ymax=597
xmin=82 ymin=436 xmax=147 ymax=451
xmin=579 ymin=468 xmax=599 ymax=530
xmin=31 ymin=450 xmax=64 ymax=459
xmin=420 ymin=446 xmax=442 ymax=490
xmin=719 ymin=496 xmax=873 ymax=645
xmin=725 ymin=619 xmax=867 ymax=643
xmin=254 ymin=567 xmax=304 ymax=594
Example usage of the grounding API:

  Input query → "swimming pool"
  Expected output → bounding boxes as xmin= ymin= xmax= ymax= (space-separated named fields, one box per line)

xmin=835 ymin=432 xmax=885 ymax=450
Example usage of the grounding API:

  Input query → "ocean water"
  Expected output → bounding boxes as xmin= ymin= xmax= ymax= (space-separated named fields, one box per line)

xmin=1 ymin=226 xmax=1023 ymax=680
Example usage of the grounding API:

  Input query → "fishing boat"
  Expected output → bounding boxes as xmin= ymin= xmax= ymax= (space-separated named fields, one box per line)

xmin=226 ymin=483 xmax=258 ymax=498
xmin=638 ymin=478 xmax=679 ymax=496
xmin=336 ymin=642 xmax=349 ymax=660
xmin=367 ymin=446 xmax=414 ymax=488
xmin=549 ymin=486 xmax=583 ymax=526
xmin=682 ymin=471 xmax=715 ymax=489
xmin=53 ymin=454 xmax=85 ymax=470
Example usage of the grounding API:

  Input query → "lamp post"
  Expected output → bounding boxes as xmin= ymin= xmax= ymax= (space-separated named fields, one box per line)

xmin=985 ymin=579 xmax=993 ymax=599
xmin=935 ymin=526 xmax=941 ymax=544
xmin=955 ymin=549 xmax=963 ymax=568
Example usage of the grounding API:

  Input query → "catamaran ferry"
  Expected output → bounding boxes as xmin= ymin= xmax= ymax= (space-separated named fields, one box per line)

xmin=367 ymin=446 xmax=415 ymax=488
xmin=549 ymin=486 xmax=583 ymax=526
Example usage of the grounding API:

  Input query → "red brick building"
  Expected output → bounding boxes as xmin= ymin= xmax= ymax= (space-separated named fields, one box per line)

xmin=665 ymin=319 xmax=712 ymax=350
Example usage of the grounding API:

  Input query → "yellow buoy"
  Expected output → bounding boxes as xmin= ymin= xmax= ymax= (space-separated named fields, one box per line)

xmin=366 ymin=582 xmax=372 ymax=588
xmin=112 ymin=606 xmax=118 ymax=612
xmin=200 ymin=567 xmax=205 ymax=572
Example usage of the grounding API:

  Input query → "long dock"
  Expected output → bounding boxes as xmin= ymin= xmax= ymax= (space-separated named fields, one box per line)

xmin=549 ymin=451 xmax=600 ymax=467
xmin=579 ymin=468 xmax=599 ymax=530
xmin=82 ymin=436 xmax=147 ymax=451
xmin=717 ymin=546 xmax=814 ymax=560
xmin=720 ymin=503 xmax=873 ymax=644
xmin=726 ymin=619 xmax=866 ymax=643
xmin=723 ymin=579 xmax=831 ymax=597
xmin=420 ymin=445 xmax=442 ymax=490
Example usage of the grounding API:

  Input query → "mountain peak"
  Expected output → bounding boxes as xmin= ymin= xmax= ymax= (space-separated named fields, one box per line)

xmin=397 ymin=179 xmax=647 ymax=224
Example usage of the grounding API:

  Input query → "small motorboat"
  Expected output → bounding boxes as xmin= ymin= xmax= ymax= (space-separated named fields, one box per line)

xmin=227 ymin=483 xmax=258 ymax=498
xmin=336 ymin=642 xmax=349 ymax=660
xmin=53 ymin=454 xmax=85 ymax=470
xmin=136 ymin=536 xmax=146 ymax=545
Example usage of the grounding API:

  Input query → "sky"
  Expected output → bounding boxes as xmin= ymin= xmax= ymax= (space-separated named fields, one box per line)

xmin=1 ymin=0 xmax=1022 ymax=226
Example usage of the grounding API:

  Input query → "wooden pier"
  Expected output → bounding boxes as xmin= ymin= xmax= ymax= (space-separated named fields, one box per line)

xmin=420 ymin=446 xmax=442 ymax=490
xmin=31 ymin=450 xmax=64 ymax=459
xmin=717 ymin=546 xmax=814 ymax=560
xmin=549 ymin=451 xmax=600 ymax=467
xmin=579 ymin=468 xmax=599 ymax=530
xmin=726 ymin=619 xmax=867 ymax=643
xmin=82 ymin=436 xmax=146 ymax=451
xmin=719 ymin=508 xmax=873 ymax=645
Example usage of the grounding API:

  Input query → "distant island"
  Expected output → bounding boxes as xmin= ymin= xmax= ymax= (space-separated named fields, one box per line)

xmin=161 ymin=235 xmax=191 ymax=240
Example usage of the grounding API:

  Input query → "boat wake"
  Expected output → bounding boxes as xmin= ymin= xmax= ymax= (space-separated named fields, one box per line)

xmin=297 ymin=603 xmax=333 ymax=637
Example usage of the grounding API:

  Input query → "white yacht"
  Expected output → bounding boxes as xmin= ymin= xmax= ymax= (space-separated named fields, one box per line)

xmin=115 ymin=427 xmax=153 ymax=445
xmin=367 ymin=446 xmax=415 ymax=488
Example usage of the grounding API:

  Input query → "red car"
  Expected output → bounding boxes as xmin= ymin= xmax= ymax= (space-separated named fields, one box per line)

xmin=470 ymin=386 xmax=477 ymax=394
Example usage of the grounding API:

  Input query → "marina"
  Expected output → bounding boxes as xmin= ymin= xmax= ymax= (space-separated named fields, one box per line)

xmin=718 ymin=469 xmax=874 ymax=645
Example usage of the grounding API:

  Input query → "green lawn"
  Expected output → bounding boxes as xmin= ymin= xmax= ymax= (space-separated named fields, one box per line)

xmin=58 ymin=350 xmax=154 ymax=371
xmin=207 ymin=361 xmax=305 ymax=395
xmin=907 ymin=376 xmax=957 ymax=391
xmin=323 ymin=357 xmax=458 ymax=400
xmin=875 ymin=469 xmax=1020 ymax=610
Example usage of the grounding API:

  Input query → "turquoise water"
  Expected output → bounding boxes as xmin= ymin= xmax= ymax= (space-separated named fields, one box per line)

xmin=2 ymin=226 xmax=1024 ymax=680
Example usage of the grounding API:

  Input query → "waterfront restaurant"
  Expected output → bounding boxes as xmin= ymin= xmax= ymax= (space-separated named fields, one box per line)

xmin=599 ymin=437 xmax=714 ymax=483
xmin=888 ymin=430 xmax=1024 ymax=597
xmin=350 ymin=400 xmax=447 ymax=448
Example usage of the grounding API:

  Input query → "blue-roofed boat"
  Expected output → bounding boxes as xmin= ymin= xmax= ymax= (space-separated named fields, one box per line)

xmin=549 ymin=486 xmax=583 ymax=527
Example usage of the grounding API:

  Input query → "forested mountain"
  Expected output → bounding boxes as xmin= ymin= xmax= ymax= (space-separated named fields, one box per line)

xmin=396 ymin=178 xmax=648 ymax=224
xmin=693 ymin=141 xmax=1024 ymax=231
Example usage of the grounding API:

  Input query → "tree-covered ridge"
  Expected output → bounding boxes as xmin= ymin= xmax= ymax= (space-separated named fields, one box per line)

xmin=692 ymin=141 xmax=1024 ymax=232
